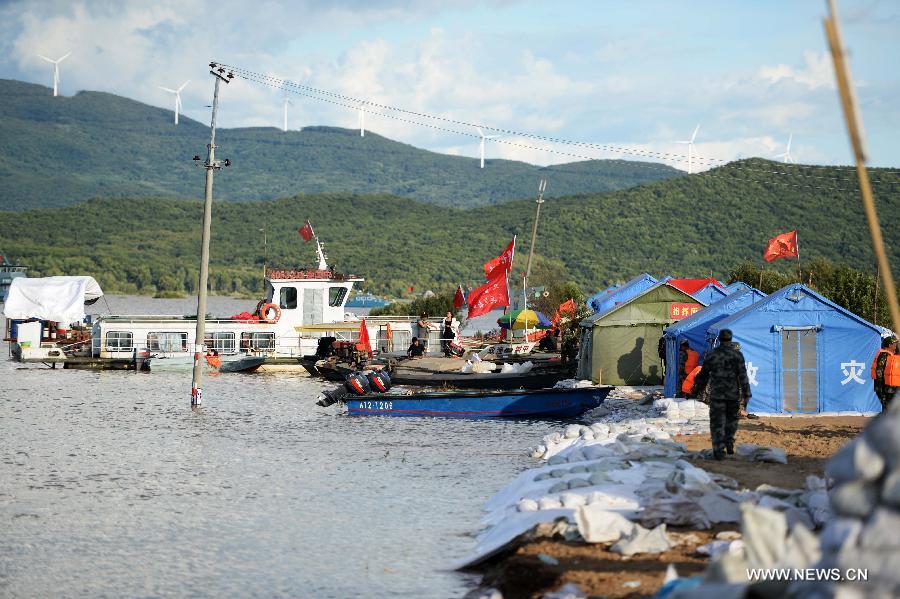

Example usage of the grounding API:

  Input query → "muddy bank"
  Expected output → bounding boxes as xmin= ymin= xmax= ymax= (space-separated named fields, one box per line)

xmin=470 ymin=415 xmax=867 ymax=599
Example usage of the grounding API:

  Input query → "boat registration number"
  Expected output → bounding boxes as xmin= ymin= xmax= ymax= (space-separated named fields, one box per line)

xmin=357 ymin=400 xmax=394 ymax=410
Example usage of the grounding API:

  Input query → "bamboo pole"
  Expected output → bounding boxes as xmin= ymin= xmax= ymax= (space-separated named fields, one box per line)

xmin=824 ymin=0 xmax=900 ymax=335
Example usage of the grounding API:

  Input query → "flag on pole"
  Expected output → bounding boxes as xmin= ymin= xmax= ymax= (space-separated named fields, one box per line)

xmin=484 ymin=237 xmax=516 ymax=279
xmin=453 ymin=285 xmax=465 ymax=310
xmin=467 ymin=270 xmax=510 ymax=319
xmin=357 ymin=318 xmax=372 ymax=357
xmin=552 ymin=299 xmax=577 ymax=326
xmin=763 ymin=230 xmax=799 ymax=262
xmin=298 ymin=220 xmax=315 ymax=241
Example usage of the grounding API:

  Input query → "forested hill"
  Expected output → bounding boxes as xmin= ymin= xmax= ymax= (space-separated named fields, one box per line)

xmin=0 ymin=79 xmax=678 ymax=210
xmin=1 ymin=158 xmax=897 ymax=299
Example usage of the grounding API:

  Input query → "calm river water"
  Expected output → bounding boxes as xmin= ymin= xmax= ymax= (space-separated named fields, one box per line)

xmin=1 ymin=296 xmax=564 ymax=598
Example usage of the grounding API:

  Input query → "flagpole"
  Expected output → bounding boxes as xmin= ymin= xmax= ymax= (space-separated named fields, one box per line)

xmin=796 ymin=233 xmax=803 ymax=283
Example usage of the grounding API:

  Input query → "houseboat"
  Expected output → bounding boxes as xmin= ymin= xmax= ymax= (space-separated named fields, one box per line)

xmin=5 ymin=262 xmax=446 ymax=367
xmin=0 ymin=253 xmax=27 ymax=302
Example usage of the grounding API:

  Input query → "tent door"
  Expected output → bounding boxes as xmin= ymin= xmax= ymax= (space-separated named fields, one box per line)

xmin=781 ymin=328 xmax=819 ymax=413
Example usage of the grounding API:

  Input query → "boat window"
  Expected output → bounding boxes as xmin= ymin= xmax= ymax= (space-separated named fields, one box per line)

xmin=329 ymin=287 xmax=348 ymax=307
xmin=204 ymin=332 xmax=236 ymax=353
xmin=241 ymin=332 xmax=275 ymax=351
xmin=280 ymin=286 xmax=298 ymax=310
xmin=147 ymin=332 xmax=188 ymax=352
xmin=105 ymin=331 xmax=133 ymax=351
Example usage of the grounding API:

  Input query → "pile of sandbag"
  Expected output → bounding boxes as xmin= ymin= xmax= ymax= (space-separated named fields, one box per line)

xmin=810 ymin=401 xmax=900 ymax=596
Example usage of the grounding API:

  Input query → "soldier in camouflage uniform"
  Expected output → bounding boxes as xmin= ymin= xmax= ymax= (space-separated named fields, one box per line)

xmin=694 ymin=329 xmax=752 ymax=460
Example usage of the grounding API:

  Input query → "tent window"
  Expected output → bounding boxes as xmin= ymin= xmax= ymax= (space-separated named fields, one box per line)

xmin=781 ymin=328 xmax=818 ymax=413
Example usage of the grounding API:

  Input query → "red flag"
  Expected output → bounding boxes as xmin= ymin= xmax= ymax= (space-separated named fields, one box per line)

xmin=483 ymin=237 xmax=516 ymax=279
xmin=552 ymin=299 xmax=577 ymax=325
xmin=298 ymin=220 xmax=315 ymax=242
xmin=763 ymin=230 xmax=799 ymax=262
xmin=467 ymin=271 xmax=509 ymax=319
xmin=357 ymin=318 xmax=372 ymax=357
xmin=453 ymin=285 xmax=465 ymax=310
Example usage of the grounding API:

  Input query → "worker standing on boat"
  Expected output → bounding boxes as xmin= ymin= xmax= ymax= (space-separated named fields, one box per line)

xmin=441 ymin=311 xmax=457 ymax=357
xmin=416 ymin=312 xmax=432 ymax=354
xmin=693 ymin=329 xmax=751 ymax=461
xmin=873 ymin=336 xmax=898 ymax=408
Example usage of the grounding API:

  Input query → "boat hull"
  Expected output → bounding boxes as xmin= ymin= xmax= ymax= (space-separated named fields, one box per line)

xmin=387 ymin=368 xmax=568 ymax=390
xmin=345 ymin=386 xmax=611 ymax=419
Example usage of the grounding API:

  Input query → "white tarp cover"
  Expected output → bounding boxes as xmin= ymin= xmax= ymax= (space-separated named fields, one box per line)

xmin=3 ymin=276 xmax=103 ymax=323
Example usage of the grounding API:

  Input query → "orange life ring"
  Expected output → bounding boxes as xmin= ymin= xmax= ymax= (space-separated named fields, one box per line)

xmin=259 ymin=302 xmax=281 ymax=323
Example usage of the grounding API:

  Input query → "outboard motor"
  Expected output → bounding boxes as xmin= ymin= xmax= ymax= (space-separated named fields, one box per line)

xmin=367 ymin=370 xmax=391 ymax=393
xmin=345 ymin=372 xmax=371 ymax=395
xmin=317 ymin=370 xmax=371 ymax=407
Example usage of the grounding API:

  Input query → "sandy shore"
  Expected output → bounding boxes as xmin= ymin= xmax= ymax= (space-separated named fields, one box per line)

xmin=472 ymin=415 xmax=869 ymax=599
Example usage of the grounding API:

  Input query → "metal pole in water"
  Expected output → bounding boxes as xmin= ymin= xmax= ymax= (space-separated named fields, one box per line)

xmin=191 ymin=63 xmax=232 ymax=407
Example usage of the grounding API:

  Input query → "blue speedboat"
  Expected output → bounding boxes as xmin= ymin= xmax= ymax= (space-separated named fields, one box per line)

xmin=345 ymin=386 xmax=612 ymax=419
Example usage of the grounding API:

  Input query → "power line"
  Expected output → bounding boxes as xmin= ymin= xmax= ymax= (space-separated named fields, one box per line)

xmin=217 ymin=62 xmax=900 ymax=192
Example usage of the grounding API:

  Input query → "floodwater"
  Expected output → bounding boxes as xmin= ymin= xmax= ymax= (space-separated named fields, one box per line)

xmin=1 ymin=296 xmax=564 ymax=598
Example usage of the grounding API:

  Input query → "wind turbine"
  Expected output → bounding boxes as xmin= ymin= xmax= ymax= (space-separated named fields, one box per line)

xmin=282 ymin=96 xmax=293 ymax=132
xmin=158 ymin=80 xmax=190 ymax=125
xmin=676 ymin=124 xmax=700 ymax=174
xmin=774 ymin=133 xmax=794 ymax=164
xmin=476 ymin=127 xmax=500 ymax=169
xmin=37 ymin=52 xmax=71 ymax=97
xmin=358 ymin=100 xmax=367 ymax=137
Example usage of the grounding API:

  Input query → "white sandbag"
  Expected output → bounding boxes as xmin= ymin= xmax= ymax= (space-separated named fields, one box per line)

xmin=538 ymin=497 xmax=563 ymax=510
xmin=881 ymin=467 xmax=900 ymax=506
xmin=740 ymin=504 xmax=787 ymax=569
xmin=735 ymin=444 xmax=788 ymax=464
xmin=560 ymin=492 xmax=587 ymax=509
xmin=574 ymin=504 xmax=635 ymax=543
xmin=697 ymin=539 xmax=745 ymax=559
xmin=829 ymin=480 xmax=879 ymax=518
xmin=825 ymin=437 xmax=885 ymax=484
xmin=611 ymin=523 xmax=672 ymax=555
xmin=460 ymin=361 xmax=474 ymax=373
xmin=473 ymin=361 xmax=497 ymax=373
xmin=518 ymin=498 xmax=539 ymax=512
xmin=864 ymin=410 xmax=900 ymax=467
xmin=564 ymin=424 xmax=583 ymax=439
xmin=859 ymin=508 xmax=900 ymax=550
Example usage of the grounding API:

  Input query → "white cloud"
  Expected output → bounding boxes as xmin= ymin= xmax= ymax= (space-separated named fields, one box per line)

xmin=757 ymin=50 xmax=835 ymax=90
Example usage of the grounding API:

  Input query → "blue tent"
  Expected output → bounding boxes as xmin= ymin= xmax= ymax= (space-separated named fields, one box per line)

xmin=663 ymin=288 xmax=767 ymax=397
xmin=690 ymin=282 xmax=728 ymax=305
xmin=725 ymin=281 xmax=753 ymax=295
xmin=706 ymin=284 xmax=882 ymax=414
xmin=587 ymin=273 xmax=657 ymax=314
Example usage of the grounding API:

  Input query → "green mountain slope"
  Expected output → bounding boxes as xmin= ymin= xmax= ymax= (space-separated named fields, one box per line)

xmin=1 ymin=159 xmax=896 ymax=299
xmin=0 ymin=79 xmax=679 ymax=210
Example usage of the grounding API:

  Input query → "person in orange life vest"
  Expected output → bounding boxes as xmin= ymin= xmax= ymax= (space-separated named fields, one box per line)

xmin=873 ymin=336 xmax=898 ymax=408
xmin=678 ymin=340 xmax=700 ymax=397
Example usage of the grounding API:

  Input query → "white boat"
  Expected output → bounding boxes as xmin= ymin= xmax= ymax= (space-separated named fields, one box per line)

xmin=4 ymin=244 xmax=449 ymax=366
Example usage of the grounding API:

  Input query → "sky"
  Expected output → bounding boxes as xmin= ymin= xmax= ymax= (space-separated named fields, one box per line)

xmin=1 ymin=0 xmax=898 ymax=172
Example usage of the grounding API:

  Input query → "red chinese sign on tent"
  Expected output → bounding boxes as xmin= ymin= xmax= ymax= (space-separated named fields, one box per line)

xmin=763 ymin=230 xmax=799 ymax=262
xmin=668 ymin=303 xmax=702 ymax=320
xmin=483 ymin=237 xmax=516 ymax=279
xmin=467 ymin=272 xmax=509 ymax=319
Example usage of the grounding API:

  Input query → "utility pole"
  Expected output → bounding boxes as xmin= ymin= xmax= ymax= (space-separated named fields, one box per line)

xmin=191 ymin=63 xmax=233 ymax=407
xmin=524 ymin=179 xmax=547 ymax=286
xmin=825 ymin=0 xmax=900 ymax=336
xmin=260 ymin=226 xmax=268 ymax=279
